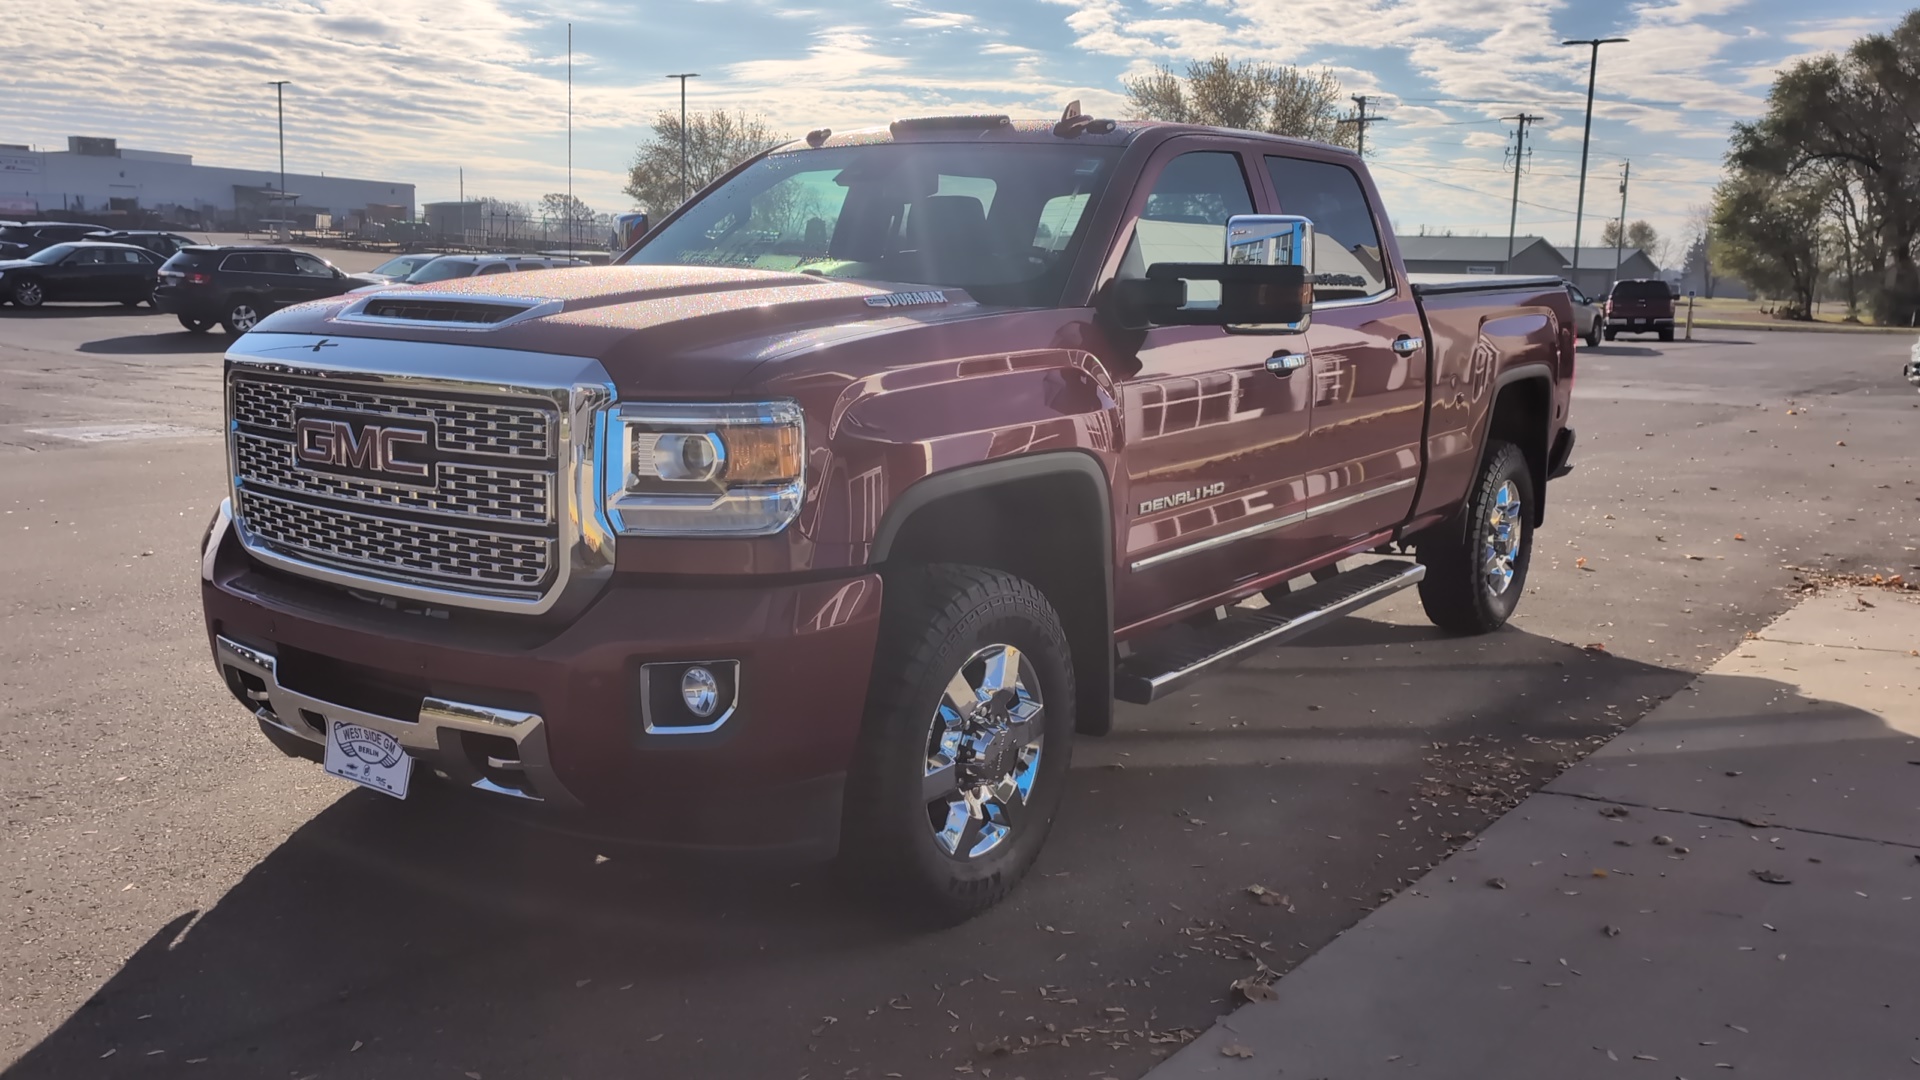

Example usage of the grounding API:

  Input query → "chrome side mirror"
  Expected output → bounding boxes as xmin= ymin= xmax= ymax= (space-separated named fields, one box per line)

xmin=1223 ymin=214 xmax=1314 ymax=334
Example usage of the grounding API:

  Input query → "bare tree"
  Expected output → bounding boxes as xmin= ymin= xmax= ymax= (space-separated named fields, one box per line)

xmin=1124 ymin=56 xmax=1361 ymax=151
xmin=626 ymin=109 xmax=788 ymax=214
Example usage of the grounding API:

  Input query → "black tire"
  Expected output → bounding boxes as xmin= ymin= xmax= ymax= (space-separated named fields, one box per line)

xmin=1602 ymin=328 xmax=1617 ymax=341
xmin=221 ymin=297 xmax=266 ymax=335
xmin=1585 ymin=318 xmax=1602 ymax=348
xmin=10 ymin=278 xmax=45 ymax=309
xmin=1658 ymin=327 xmax=1675 ymax=342
xmin=177 ymin=313 xmax=215 ymax=333
xmin=1414 ymin=440 xmax=1533 ymax=636
xmin=840 ymin=563 xmax=1076 ymax=924
xmin=120 ymin=297 xmax=143 ymax=308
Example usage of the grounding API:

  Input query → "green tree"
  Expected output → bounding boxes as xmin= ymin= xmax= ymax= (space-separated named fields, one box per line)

xmin=1729 ymin=11 xmax=1920 ymax=323
xmin=1712 ymin=170 xmax=1828 ymax=319
xmin=1600 ymin=219 xmax=1661 ymax=257
xmin=625 ymin=109 xmax=787 ymax=214
xmin=1123 ymin=56 xmax=1361 ymax=151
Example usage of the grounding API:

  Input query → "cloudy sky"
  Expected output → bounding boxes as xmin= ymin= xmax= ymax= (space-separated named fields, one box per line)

xmin=2 ymin=0 xmax=1903 ymax=254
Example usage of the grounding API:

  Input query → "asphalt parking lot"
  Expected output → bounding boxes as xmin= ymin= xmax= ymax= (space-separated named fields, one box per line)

xmin=1 ymin=304 xmax=1914 ymax=1079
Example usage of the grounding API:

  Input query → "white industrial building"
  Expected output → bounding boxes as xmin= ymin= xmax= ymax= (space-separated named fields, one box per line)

xmin=0 ymin=136 xmax=413 ymax=230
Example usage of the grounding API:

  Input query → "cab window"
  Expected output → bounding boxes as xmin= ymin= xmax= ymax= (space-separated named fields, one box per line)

xmin=1119 ymin=151 xmax=1256 ymax=304
xmin=1265 ymin=156 xmax=1390 ymax=301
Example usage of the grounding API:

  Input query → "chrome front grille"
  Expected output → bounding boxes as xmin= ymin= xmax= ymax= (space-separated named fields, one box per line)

xmin=228 ymin=370 xmax=561 ymax=597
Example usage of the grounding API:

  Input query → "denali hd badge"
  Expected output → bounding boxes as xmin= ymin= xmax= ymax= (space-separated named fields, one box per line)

xmin=294 ymin=412 xmax=434 ymax=481
xmin=1139 ymin=482 xmax=1226 ymax=515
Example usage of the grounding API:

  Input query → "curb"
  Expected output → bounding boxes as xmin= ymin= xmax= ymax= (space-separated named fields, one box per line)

xmin=1686 ymin=318 xmax=1911 ymax=336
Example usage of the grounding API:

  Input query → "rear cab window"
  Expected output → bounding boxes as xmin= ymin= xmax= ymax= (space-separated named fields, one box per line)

xmin=1610 ymin=280 xmax=1672 ymax=303
xmin=1265 ymin=155 xmax=1390 ymax=302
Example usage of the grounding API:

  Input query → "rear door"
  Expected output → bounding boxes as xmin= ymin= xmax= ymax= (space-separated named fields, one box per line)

xmin=1107 ymin=140 xmax=1318 ymax=627
xmin=52 ymin=247 xmax=109 ymax=300
xmin=114 ymin=248 xmax=159 ymax=299
xmin=1260 ymin=152 xmax=1425 ymax=551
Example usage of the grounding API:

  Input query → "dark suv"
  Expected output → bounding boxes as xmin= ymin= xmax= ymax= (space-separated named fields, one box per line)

xmin=153 ymin=246 xmax=368 ymax=334
xmin=1604 ymin=278 xmax=1677 ymax=342
xmin=0 ymin=222 xmax=108 ymax=258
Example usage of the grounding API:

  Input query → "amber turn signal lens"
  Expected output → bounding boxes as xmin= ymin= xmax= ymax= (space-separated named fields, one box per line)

xmin=721 ymin=425 xmax=802 ymax=483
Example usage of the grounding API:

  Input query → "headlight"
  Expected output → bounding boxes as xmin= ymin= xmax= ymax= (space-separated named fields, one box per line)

xmin=601 ymin=401 xmax=804 ymax=536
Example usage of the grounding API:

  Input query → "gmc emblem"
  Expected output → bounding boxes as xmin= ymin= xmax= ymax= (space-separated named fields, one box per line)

xmin=294 ymin=415 xmax=432 ymax=480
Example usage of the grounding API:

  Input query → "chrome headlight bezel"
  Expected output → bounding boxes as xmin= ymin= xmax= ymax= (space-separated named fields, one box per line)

xmin=599 ymin=400 xmax=805 ymax=537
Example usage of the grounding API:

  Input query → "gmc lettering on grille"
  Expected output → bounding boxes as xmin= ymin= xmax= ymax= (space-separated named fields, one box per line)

xmin=294 ymin=417 xmax=431 ymax=479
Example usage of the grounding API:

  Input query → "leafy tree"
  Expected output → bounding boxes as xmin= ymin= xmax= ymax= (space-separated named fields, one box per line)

xmin=1729 ymin=11 xmax=1920 ymax=323
xmin=1712 ymin=169 xmax=1828 ymax=319
xmin=1124 ymin=56 xmax=1361 ymax=151
xmin=625 ymin=109 xmax=787 ymax=214
xmin=1600 ymin=219 xmax=1661 ymax=258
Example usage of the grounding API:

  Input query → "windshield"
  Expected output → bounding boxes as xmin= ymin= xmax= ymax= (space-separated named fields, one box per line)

xmin=27 ymin=244 xmax=74 ymax=264
xmin=373 ymin=254 xmax=436 ymax=277
xmin=403 ymin=259 xmax=478 ymax=284
xmin=625 ymin=142 xmax=1122 ymax=306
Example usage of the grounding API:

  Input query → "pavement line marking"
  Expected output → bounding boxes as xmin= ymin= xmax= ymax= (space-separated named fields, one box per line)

xmin=25 ymin=423 xmax=216 ymax=443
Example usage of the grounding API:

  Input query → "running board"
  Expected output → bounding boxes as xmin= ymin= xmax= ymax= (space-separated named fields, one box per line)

xmin=1114 ymin=561 xmax=1426 ymax=704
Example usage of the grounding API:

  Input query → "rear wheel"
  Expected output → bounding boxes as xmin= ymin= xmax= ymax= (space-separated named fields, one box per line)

xmin=222 ymin=298 xmax=264 ymax=335
xmin=1603 ymin=327 xmax=1617 ymax=341
xmin=1586 ymin=318 xmax=1602 ymax=348
xmin=177 ymin=313 xmax=215 ymax=333
xmin=1658 ymin=327 xmax=1675 ymax=342
xmin=840 ymin=563 xmax=1075 ymax=924
xmin=10 ymin=278 xmax=45 ymax=309
xmin=1415 ymin=440 xmax=1533 ymax=635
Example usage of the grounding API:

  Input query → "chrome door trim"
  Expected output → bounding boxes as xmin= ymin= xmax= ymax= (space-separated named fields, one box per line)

xmin=1129 ymin=477 xmax=1417 ymax=572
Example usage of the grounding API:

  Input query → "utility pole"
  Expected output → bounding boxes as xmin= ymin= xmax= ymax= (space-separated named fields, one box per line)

xmin=1612 ymin=160 xmax=1631 ymax=287
xmin=1337 ymin=95 xmax=1387 ymax=158
xmin=267 ymin=80 xmax=290 ymax=237
xmin=567 ymin=23 xmax=573 ymax=251
xmin=1563 ymin=37 xmax=1627 ymax=283
xmin=1503 ymin=113 xmax=1543 ymax=265
xmin=665 ymin=73 xmax=700 ymax=205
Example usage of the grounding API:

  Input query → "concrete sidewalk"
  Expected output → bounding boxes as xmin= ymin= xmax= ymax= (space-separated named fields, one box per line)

xmin=1147 ymin=588 xmax=1920 ymax=1079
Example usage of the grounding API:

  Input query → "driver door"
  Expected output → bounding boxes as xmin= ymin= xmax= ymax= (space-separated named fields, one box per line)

xmin=1106 ymin=141 xmax=1317 ymax=628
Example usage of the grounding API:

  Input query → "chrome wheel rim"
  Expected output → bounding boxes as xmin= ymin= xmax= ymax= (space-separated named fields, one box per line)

xmin=231 ymin=304 xmax=258 ymax=331
xmin=923 ymin=643 xmax=1044 ymax=860
xmin=1482 ymin=480 xmax=1523 ymax=597
xmin=16 ymin=281 xmax=42 ymax=307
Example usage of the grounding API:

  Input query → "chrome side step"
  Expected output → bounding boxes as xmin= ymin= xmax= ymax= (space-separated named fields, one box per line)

xmin=1114 ymin=561 xmax=1426 ymax=704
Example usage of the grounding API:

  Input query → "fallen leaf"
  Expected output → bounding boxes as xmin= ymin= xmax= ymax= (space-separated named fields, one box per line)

xmin=1599 ymin=806 xmax=1629 ymax=819
xmin=351 ymin=1040 xmax=363 ymax=1052
xmin=1751 ymin=870 xmax=1792 ymax=885
xmin=1232 ymin=977 xmax=1278 ymax=1003
xmin=1583 ymin=643 xmax=1609 ymax=653
xmin=1734 ymin=533 xmax=1746 ymax=541
xmin=1486 ymin=877 xmax=1508 ymax=890
xmin=647 ymin=1034 xmax=664 ymax=1042
xmin=1652 ymin=835 xmax=1674 ymax=846
xmin=1576 ymin=557 xmax=1588 ymax=568
xmin=1220 ymin=1043 xmax=1255 ymax=1059
xmin=1603 ymin=925 xmax=1622 ymax=938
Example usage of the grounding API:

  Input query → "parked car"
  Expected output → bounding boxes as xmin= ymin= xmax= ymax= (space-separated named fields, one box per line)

xmin=0 ymin=222 xmax=109 ymax=258
xmin=1564 ymin=281 xmax=1603 ymax=348
xmin=346 ymin=252 xmax=584 ymax=293
xmin=1604 ymin=278 xmax=1677 ymax=341
xmin=357 ymin=252 xmax=450 ymax=286
xmin=92 ymin=230 xmax=204 ymax=259
xmin=199 ymin=113 xmax=1576 ymax=921
xmin=1905 ymin=338 xmax=1920 ymax=392
xmin=0 ymin=241 xmax=164 ymax=308
xmin=152 ymin=246 xmax=374 ymax=334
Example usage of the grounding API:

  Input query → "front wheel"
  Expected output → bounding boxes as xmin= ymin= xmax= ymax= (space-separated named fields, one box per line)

xmin=1414 ymin=440 xmax=1533 ymax=635
xmin=839 ymin=564 xmax=1076 ymax=924
xmin=177 ymin=314 xmax=215 ymax=333
xmin=222 ymin=299 xmax=264 ymax=335
xmin=1586 ymin=318 xmax=1602 ymax=349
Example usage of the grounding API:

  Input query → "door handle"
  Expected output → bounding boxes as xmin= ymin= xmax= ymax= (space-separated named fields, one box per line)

xmin=1391 ymin=335 xmax=1425 ymax=356
xmin=1265 ymin=351 xmax=1308 ymax=376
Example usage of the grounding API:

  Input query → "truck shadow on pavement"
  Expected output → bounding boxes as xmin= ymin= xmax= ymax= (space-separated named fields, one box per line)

xmin=7 ymin=620 xmax=1727 ymax=1080
xmin=77 ymin=333 xmax=229 ymax=356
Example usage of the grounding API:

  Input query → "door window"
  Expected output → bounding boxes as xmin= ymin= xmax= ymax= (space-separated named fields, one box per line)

xmin=477 ymin=263 xmax=510 ymax=275
xmin=69 ymin=247 xmax=108 ymax=265
xmin=1264 ymin=156 xmax=1390 ymax=301
xmin=291 ymin=254 xmax=334 ymax=278
xmin=1120 ymin=151 xmax=1256 ymax=303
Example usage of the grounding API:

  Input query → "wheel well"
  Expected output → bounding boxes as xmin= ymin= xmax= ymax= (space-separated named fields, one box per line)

xmin=877 ymin=459 xmax=1114 ymax=736
xmin=1487 ymin=375 xmax=1550 ymax=525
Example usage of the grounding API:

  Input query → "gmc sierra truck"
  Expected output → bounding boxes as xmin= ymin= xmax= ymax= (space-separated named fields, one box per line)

xmin=200 ymin=112 xmax=1576 ymax=921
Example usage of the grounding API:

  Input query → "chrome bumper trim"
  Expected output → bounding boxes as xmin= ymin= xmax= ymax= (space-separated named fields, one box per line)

xmin=215 ymin=634 xmax=578 ymax=807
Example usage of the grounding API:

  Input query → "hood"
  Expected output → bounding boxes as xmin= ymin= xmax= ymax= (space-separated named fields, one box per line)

xmin=256 ymin=264 xmax=1004 ymax=392
xmin=0 ymin=258 xmax=33 ymax=271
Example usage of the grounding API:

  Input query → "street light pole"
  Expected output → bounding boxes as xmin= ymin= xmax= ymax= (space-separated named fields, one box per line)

xmin=1562 ymin=38 xmax=1627 ymax=284
xmin=665 ymin=73 xmax=700 ymax=205
xmin=267 ymin=80 xmax=290 ymax=237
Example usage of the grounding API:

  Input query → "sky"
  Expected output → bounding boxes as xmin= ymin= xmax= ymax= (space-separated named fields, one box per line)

xmin=2 ymin=0 xmax=1906 ymax=259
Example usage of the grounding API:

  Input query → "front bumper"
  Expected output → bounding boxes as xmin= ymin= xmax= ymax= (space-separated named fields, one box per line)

xmin=201 ymin=501 xmax=885 ymax=854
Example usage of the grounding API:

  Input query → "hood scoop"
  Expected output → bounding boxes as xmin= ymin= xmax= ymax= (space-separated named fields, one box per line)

xmin=337 ymin=293 xmax=563 ymax=330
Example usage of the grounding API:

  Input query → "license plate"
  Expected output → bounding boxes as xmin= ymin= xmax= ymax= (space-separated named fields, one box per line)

xmin=324 ymin=721 xmax=413 ymax=799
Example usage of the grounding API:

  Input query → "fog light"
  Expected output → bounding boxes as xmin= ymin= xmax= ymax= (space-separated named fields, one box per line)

xmin=681 ymin=666 xmax=720 ymax=718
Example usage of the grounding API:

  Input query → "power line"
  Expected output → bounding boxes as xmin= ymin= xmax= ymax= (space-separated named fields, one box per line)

xmin=1371 ymin=161 xmax=1577 ymax=216
xmin=1502 ymin=113 xmax=1545 ymax=261
xmin=1337 ymin=95 xmax=1388 ymax=157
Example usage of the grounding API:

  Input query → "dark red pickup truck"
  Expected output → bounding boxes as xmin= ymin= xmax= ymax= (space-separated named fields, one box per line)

xmin=200 ymin=114 xmax=1575 ymax=920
